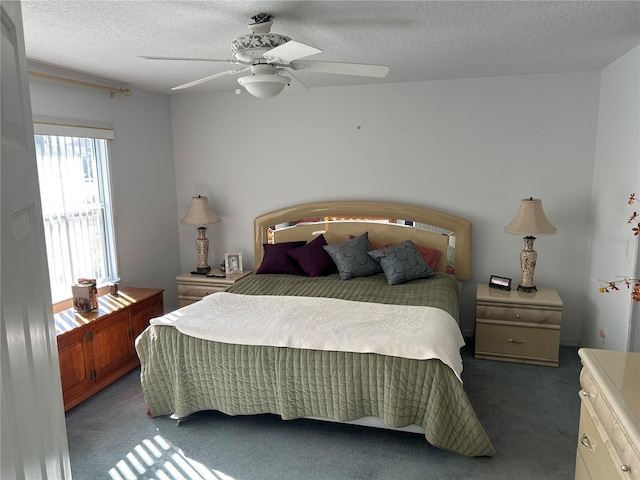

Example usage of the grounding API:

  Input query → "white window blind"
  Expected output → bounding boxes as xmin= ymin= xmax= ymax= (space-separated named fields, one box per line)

xmin=34 ymin=122 xmax=118 ymax=303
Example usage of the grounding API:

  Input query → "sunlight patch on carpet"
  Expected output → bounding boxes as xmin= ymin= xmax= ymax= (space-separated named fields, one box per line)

xmin=108 ymin=434 xmax=235 ymax=480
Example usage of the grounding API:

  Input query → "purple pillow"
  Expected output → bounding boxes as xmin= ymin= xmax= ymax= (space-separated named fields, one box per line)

xmin=287 ymin=234 xmax=338 ymax=277
xmin=256 ymin=241 xmax=306 ymax=275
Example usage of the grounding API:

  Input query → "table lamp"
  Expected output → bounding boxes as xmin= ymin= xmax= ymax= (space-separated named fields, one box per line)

xmin=181 ymin=196 xmax=221 ymax=274
xmin=504 ymin=197 xmax=556 ymax=292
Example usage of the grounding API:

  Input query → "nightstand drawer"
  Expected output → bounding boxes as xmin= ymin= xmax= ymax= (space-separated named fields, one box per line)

xmin=177 ymin=271 xmax=252 ymax=307
xmin=476 ymin=304 xmax=561 ymax=325
xmin=177 ymin=284 xmax=223 ymax=299
xmin=475 ymin=322 xmax=560 ymax=361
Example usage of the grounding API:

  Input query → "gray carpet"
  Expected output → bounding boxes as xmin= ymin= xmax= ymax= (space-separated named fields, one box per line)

xmin=65 ymin=344 xmax=582 ymax=479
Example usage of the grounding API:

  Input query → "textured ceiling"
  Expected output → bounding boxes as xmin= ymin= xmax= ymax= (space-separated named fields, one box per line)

xmin=21 ymin=1 xmax=640 ymax=96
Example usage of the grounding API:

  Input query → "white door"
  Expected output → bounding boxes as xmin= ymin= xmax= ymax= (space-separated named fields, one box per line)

xmin=1 ymin=1 xmax=71 ymax=478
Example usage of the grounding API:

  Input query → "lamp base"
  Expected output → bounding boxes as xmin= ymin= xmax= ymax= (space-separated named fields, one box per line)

xmin=518 ymin=236 xmax=538 ymax=294
xmin=194 ymin=226 xmax=212 ymax=274
xmin=517 ymin=284 xmax=537 ymax=293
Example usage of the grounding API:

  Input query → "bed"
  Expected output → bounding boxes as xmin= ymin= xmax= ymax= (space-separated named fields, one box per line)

xmin=135 ymin=200 xmax=495 ymax=457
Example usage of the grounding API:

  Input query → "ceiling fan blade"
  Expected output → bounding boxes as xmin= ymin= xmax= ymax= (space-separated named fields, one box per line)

xmin=289 ymin=60 xmax=389 ymax=78
xmin=279 ymin=69 xmax=308 ymax=93
xmin=263 ymin=41 xmax=321 ymax=64
xmin=172 ymin=66 xmax=251 ymax=91
xmin=140 ymin=55 xmax=243 ymax=65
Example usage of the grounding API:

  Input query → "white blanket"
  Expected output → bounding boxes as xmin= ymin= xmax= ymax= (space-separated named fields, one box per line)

xmin=150 ymin=292 xmax=465 ymax=381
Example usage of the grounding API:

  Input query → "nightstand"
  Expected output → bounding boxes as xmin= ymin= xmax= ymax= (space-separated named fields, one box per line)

xmin=177 ymin=270 xmax=252 ymax=307
xmin=475 ymin=283 xmax=562 ymax=367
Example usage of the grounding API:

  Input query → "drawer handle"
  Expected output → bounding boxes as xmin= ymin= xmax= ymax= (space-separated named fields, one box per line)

xmin=621 ymin=465 xmax=630 ymax=473
xmin=507 ymin=338 xmax=526 ymax=344
xmin=580 ymin=434 xmax=595 ymax=452
xmin=580 ymin=390 xmax=590 ymax=397
xmin=515 ymin=314 xmax=520 ymax=319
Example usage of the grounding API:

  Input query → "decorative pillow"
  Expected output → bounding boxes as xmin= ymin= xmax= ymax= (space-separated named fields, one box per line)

xmin=287 ymin=234 xmax=337 ymax=277
xmin=256 ymin=241 xmax=306 ymax=275
xmin=349 ymin=235 xmax=442 ymax=273
xmin=367 ymin=240 xmax=435 ymax=285
xmin=348 ymin=234 xmax=441 ymax=271
xmin=323 ymin=232 xmax=382 ymax=280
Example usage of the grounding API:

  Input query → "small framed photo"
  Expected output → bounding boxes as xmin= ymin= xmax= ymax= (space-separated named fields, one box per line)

xmin=224 ymin=253 xmax=243 ymax=274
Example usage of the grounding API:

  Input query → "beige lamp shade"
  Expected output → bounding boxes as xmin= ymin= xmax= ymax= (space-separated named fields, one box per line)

xmin=504 ymin=198 xmax=556 ymax=236
xmin=181 ymin=196 xmax=221 ymax=226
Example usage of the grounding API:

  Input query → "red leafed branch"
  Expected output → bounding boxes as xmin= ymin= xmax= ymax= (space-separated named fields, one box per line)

xmin=628 ymin=193 xmax=639 ymax=236
xmin=599 ymin=193 xmax=640 ymax=302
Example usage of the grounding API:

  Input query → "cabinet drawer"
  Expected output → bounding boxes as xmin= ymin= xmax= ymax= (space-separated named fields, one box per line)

xmin=577 ymin=402 xmax=621 ymax=479
xmin=475 ymin=321 xmax=560 ymax=360
xmin=476 ymin=304 xmax=561 ymax=325
xmin=178 ymin=284 xmax=225 ymax=299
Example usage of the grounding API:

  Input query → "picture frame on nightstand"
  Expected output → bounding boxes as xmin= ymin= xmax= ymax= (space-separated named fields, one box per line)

xmin=224 ymin=252 xmax=243 ymax=274
xmin=489 ymin=275 xmax=512 ymax=291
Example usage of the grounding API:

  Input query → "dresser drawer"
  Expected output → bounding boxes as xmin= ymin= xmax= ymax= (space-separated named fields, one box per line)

xmin=577 ymin=402 xmax=621 ymax=479
xmin=475 ymin=321 xmax=560 ymax=361
xmin=476 ymin=304 xmax=561 ymax=325
xmin=575 ymin=448 xmax=590 ymax=480
xmin=580 ymin=367 xmax=640 ymax=480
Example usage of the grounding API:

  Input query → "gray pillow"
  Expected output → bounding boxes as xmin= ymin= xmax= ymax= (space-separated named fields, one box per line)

xmin=367 ymin=240 xmax=435 ymax=285
xmin=322 ymin=232 xmax=382 ymax=280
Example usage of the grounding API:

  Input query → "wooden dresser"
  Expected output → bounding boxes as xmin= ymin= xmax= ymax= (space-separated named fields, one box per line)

xmin=576 ymin=348 xmax=640 ymax=479
xmin=475 ymin=284 xmax=562 ymax=366
xmin=55 ymin=287 xmax=163 ymax=411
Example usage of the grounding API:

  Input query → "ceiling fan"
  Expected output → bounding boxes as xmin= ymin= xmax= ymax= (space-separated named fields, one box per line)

xmin=142 ymin=13 xmax=390 ymax=98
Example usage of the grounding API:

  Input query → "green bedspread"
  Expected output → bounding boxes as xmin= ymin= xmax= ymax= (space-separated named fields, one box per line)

xmin=226 ymin=272 xmax=460 ymax=321
xmin=136 ymin=272 xmax=495 ymax=457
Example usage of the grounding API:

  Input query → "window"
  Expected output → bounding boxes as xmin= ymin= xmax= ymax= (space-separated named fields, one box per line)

xmin=33 ymin=123 xmax=118 ymax=304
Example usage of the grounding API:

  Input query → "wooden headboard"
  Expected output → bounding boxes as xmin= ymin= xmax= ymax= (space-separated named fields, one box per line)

xmin=254 ymin=200 xmax=472 ymax=280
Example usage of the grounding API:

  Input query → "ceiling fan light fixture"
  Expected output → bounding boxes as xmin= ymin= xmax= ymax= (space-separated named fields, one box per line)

xmin=148 ymin=14 xmax=391 ymax=94
xmin=237 ymin=74 xmax=290 ymax=98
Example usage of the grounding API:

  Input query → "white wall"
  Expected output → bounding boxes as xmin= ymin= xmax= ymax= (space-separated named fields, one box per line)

xmin=584 ymin=45 xmax=640 ymax=351
xmin=29 ymin=78 xmax=182 ymax=311
xmin=171 ymin=71 xmax=601 ymax=343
